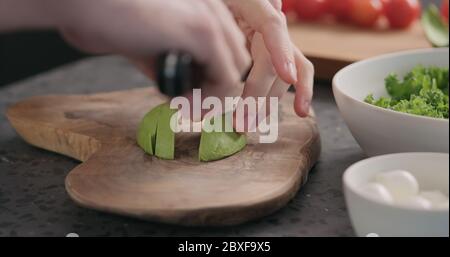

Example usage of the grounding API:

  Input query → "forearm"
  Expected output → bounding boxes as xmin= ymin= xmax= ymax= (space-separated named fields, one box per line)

xmin=0 ymin=0 xmax=63 ymax=31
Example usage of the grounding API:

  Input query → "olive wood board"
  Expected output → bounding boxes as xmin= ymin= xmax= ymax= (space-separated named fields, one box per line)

xmin=290 ymin=21 xmax=432 ymax=80
xmin=6 ymin=87 xmax=321 ymax=226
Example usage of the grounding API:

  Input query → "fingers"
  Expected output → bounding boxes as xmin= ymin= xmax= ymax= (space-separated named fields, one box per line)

xmin=266 ymin=77 xmax=289 ymax=113
xmin=60 ymin=28 xmax=110 ymax=54
xmin=236 ymin=33 xmax=277 ymax=131
xmin=265 ymin=46 xmax=314 ymax=118
xmin=268 ymin=0 xmax=283 ymax=11
xmin=242 ymin=34 xmax=276 ymax=99
xmin=226 ymin=0 xmax=297 ymax=85
xmin=260 ymin=11 xmax=297 ymax=85
xmin=179 ymin=2 xmax=242 ymax=98
xmin=292 ymin=46 xmax=314 ymax=117
xmin=246 ymin=43 xmax=314 ymax=121
xmin=203 ymin=0 xmax=251 ymax=76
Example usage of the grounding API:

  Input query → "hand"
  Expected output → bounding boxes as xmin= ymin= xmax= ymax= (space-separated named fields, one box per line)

xmin=243 ymin=33 xmax=314 ymax=121
xmin=2 ymin=0 xmax=313 ymax=118
xmin=54 ymin=0 xmax=251 ymax=103
xmin=224 ymin=0 xmax=314 ymax=117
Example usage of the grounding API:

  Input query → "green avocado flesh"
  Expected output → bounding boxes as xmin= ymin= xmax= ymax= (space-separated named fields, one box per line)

xmin=155 ymin=103 xmax=177 ymax=160
xmin=136 ymin=104 xmax=161 ymax=155
xmin=198 ymin=114 xmax=247 ymax=162
xmin=137 ymin=105 xmax=247 ymax=162
xmin=137 ymin=103 xmax=176 ymax=159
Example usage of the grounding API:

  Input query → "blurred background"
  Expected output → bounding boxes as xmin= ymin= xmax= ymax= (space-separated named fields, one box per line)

xmin=0 ymin=0 xmax=442 ymax=87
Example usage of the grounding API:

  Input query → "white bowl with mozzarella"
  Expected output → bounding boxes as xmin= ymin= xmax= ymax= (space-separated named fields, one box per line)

xmin=343 ymin=152 xmax=449 ymax=237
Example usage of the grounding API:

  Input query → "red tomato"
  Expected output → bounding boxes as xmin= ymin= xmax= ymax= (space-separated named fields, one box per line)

xmin=385 ymin=0 xmax=421 ymax=29
xmin=442 ymin=0 xmax=449 ymax=23
xmin=295 ymin=0 xmax=328 ymax=21
xmin=350 ymin=0 xmax=383 ymax=27
xmin=380 ymin=0 xmax=391 ymax=15
xmin=282 ymin=0 xmax=297 ymax=13
xmin=329 ymin=0 xmax=352 ymax=21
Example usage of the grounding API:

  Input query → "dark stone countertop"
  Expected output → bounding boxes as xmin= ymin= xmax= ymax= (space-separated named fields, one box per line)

xmin=0 ymin=56 xmax=364 ymax=237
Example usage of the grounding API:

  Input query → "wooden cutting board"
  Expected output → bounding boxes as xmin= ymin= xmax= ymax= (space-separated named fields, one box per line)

xmin=290 ymin=21 xmax=432 ymax=79
xmin=6 ymin=88 xmax=320 ymax=226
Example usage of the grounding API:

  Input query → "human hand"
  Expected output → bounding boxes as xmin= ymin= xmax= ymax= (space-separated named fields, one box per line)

xmin=36 ymin=0 xmax=313 ymax=118
xmin=241 ymin=33 xmax=314 ymax=123
xmin=224 ymin=0 xmax=314 ymax=117
xmin=55 ymin=0 xmax=251 ymax=103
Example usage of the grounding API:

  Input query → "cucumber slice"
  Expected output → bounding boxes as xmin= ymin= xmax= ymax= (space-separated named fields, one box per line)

xmin=155 ymin=103 xmax=178 ymax=160
xmin=199 ymin=114 xmax=247 ymax=162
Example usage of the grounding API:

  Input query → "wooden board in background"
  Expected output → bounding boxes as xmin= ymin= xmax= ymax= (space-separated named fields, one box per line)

xmin=6 ymin=88 xmax=320 ymax=226
xmin=290 ymin=22 xmax=432 ymax=80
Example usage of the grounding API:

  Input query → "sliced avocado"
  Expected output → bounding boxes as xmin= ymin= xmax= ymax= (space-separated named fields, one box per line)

xmin=199 ymin=114 xmax=247 ymax=162
xmin=136 ymin=105 xmax=162 ymax=155
xmin=138 ymin=105 xmax=246 ymax=162
xmin=155 ymin=103 xmax=178 ymax=160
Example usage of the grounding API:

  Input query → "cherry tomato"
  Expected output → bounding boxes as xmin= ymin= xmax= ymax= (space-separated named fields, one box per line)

xmin=295 ymin=0 xmax=328 ymax=21
xmin=380 ymin=0 xmax=391 ymax=15
xmin=441 ymin=0 xmax=449 ymax=23
xmin=350 ymin=0 xmax=383 ymax=27
xmin=385 ymin=0 xmax=421 ymax=29
xmin=282 ymin=0 xmax=297 ymax=13
xmin=329 ymin=0 xmax=352 ymax=21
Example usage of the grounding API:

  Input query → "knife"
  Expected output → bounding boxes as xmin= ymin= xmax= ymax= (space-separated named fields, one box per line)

xmin=156 ymin=52 xmax=251 ymax=97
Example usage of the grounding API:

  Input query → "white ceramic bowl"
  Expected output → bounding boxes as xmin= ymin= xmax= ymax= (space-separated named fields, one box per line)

xmin=344 ymin=152 xmax=449 ymax=237
xmin=333 ymin=48 xmax=449 ymax=157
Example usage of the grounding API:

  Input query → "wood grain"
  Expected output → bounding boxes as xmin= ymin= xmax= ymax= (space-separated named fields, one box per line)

xmin=290 ymin=21 xmax=432 ymax=79
xmin=6 ymin=88 xmax=320 ymax=226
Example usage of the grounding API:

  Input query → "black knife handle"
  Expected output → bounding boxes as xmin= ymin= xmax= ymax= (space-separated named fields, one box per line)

xmin=156 ymin=52 xmax=251 ymax=97
xmin=156 ymin=52 xmax=203 ymax=97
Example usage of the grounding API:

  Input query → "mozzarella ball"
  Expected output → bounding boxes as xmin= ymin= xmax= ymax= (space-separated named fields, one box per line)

xmin=375 ymin=170 xmax=419 ymax=202
xmin=360 ymin=183 xmax=394 ymax=204
xmin=420 ymin=191 xmax=449 ymax=209
xmin=397 ymin=196 xmax=432 ymax=210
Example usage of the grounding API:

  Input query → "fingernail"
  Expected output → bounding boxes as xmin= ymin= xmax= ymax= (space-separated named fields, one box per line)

xmin=286 ymin=61 xmax=298 ymax=83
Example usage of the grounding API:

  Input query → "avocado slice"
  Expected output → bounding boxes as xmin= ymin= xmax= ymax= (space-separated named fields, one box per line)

xmin=138 ymin=105 xmax=246 ymax=161
xmin=155 ymin=103 xmax=178 ymax=160
xmin=199 ymin=114 xmax=247 ymax=162
xmin=136 ymin=105 xmax=162 ymax=155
